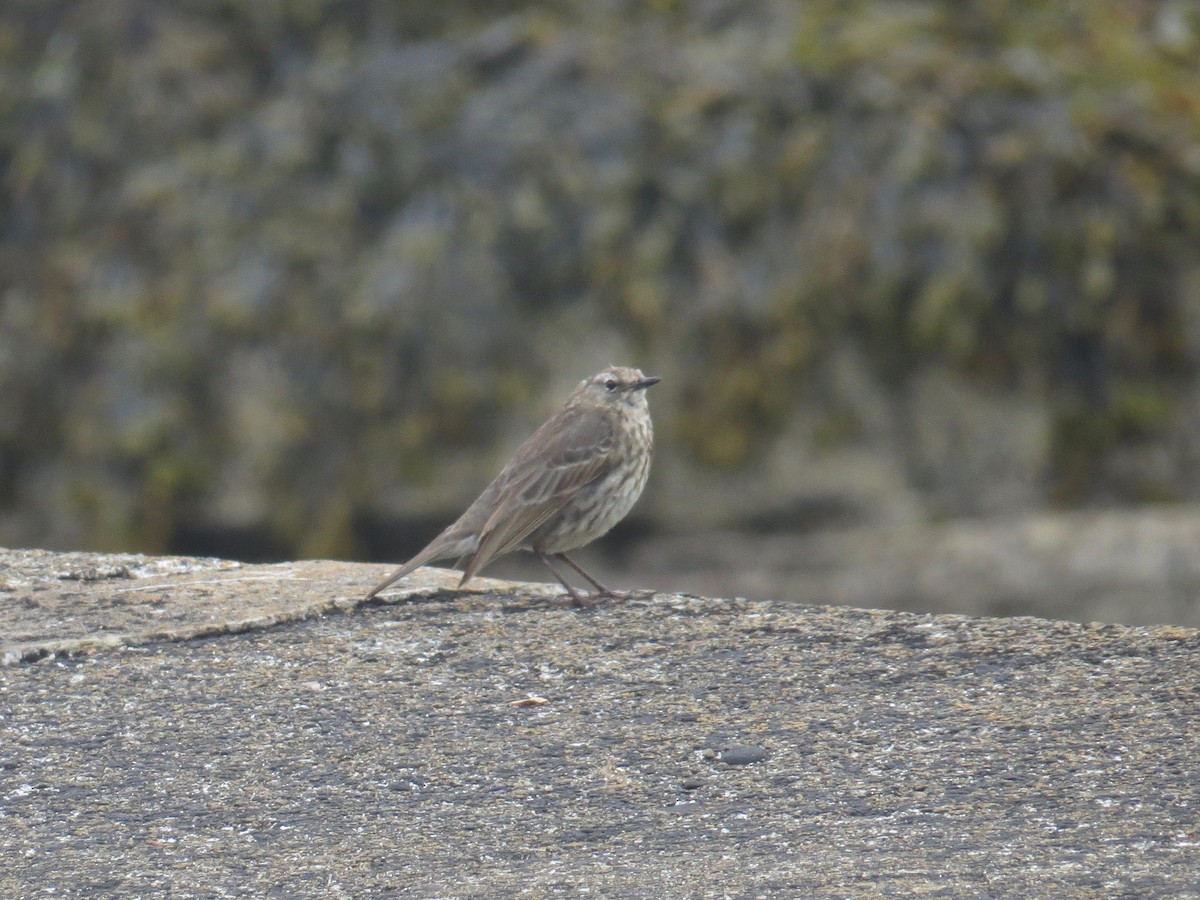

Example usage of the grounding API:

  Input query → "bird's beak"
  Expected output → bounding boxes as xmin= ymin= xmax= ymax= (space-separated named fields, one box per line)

xmin=633 ymin=376 xmax=661 ymax=391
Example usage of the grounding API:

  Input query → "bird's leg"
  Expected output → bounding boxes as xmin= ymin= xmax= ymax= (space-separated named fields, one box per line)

xmin=556 ymin=553 xmax=655 ymax=602
xmin=537 ymin=554 xmax=589 ymax=606
xmin=554 ymin=553 xmax=611 ymax=595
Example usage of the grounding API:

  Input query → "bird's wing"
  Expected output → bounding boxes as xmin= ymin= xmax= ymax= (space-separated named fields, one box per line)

xmin=460 ymin=406 xmax=616 ymax=583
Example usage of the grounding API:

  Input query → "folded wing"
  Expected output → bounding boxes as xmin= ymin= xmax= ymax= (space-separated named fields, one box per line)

xmin=459 ymin=406 xmax=616 ymax=584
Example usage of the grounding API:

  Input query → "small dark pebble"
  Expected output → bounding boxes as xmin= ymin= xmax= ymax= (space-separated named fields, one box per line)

xmin=716 ymin=745 xmax=767 ymax=766
xmin=390 ymin=778 xmax=426 ymax=792
xmin=681 ymin=777 xmax=704 ymax=790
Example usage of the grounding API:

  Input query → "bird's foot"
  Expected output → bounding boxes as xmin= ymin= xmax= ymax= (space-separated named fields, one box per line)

xmin=568 ymin=587 xmax=655 ymax=607
xmin=605 ymin=587 xmax=656 ymax=602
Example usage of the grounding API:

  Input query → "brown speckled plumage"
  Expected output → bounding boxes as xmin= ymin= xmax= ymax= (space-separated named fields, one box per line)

xmin=365 ymin=367 xmax=659 ymax=604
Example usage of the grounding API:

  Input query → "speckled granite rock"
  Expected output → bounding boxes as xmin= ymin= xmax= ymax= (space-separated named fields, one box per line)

xmin=2 ymin=548 xmax=1198 ymax=896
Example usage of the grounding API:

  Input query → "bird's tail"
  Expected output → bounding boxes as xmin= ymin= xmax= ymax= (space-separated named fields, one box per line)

xmin=362 ymin=542 xmax=448 ymax=607
xmin=363 ymin=531 xmax=476 ymax=601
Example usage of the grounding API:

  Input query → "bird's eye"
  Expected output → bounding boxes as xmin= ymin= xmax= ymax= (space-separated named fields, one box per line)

xmin=604 ymin=380 xmax=618 ymax=392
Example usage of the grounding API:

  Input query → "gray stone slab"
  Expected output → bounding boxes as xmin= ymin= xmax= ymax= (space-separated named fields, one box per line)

xmin=2 ymin=548 xmax=1198 ymax=897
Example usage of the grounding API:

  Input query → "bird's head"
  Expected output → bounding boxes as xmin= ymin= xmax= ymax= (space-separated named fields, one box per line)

xmin=576 ymin=366 xmax=661 ymax=409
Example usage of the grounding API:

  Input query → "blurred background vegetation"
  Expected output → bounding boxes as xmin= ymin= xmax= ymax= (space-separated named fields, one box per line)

xmin=3 ymin=0 xmax=1200 ymax=620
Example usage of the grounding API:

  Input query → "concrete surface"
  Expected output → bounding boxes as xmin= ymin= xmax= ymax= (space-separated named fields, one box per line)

xmin=2 ymin=548 xmax=1198 ymax=897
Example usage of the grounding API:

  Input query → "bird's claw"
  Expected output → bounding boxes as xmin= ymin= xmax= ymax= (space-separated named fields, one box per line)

xmin=562 ymin=587 xmax=655 ymax=608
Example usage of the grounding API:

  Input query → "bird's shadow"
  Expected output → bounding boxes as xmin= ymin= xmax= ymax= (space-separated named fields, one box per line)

xmin=353 ymin=586 xmax=654 ymax=617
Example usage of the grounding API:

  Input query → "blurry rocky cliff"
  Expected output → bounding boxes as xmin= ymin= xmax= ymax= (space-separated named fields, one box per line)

xmin=2 ymin=0 xmax=1199 ymax=564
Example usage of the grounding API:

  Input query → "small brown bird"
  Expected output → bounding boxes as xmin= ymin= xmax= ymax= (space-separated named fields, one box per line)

xmin=365 ymin=366 xmax=660 ymax=604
